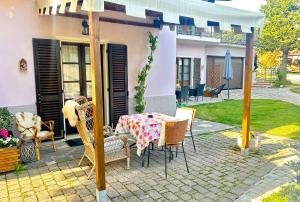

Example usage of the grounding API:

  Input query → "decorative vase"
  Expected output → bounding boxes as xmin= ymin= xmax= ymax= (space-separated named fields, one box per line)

xmin=0 ymin=146 xmax=20 ymax=173
xmin=237 ymin=133 xmax=261 ymax=153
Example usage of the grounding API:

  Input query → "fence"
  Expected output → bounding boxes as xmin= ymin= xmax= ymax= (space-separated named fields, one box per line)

xmin=256 ymin=68 xmax=278 ymax=81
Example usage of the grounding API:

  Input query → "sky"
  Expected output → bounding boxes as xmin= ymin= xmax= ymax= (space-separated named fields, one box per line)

xmin=216 ymin=0 xmax=266 ymax=12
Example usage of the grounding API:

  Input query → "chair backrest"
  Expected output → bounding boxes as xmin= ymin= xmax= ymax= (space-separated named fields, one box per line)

xmin=196 ymin=84 xmax=205 ymax=96
xmin=181 ymin=86 xmax=189 ymax=100
xmin=164 ymin=120 xmax=189 ymax=145
xmin=175 ymin=108 xmax=196 ymax=131
xmin=75 ymin=102 xmax=95 ymax=146
xmin=15 ymin=112 xmax=41 ymax=138
xmin=73 ymin=96 xmax=88 ymax=105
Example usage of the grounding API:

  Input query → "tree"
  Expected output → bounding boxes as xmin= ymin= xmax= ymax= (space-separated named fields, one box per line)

xmin=257 ymin=50 xmax=280 ymax=69
xmin=259 ymin=0 xmax=300 ymax=80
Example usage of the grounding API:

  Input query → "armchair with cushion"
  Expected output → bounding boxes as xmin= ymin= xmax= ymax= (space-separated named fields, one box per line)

xmin=15 ymin=112 xmax=56 ymax=160
xmin=73 ymin=99 xmax=130 ymax=179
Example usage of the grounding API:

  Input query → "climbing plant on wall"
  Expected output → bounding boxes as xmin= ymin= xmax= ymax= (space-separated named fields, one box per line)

xmin=135 ymin=32 xmax=158 ymax=113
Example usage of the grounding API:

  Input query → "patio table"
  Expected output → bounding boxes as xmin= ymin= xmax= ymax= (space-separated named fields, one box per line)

xmin=115 ymin=112 xmax=176 ymax=156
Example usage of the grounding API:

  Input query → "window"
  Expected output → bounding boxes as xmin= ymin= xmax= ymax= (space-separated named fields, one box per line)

xmin=61 ymin=43 xmax=91 ymax=100
xmin=177 ymin=58 xmax=191 ymax=86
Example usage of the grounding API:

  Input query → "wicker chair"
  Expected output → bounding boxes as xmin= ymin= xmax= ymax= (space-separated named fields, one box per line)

xmin=73 ymin=100 xmax=130 ymax=179
xmin=15 ymin=112 xmax=55 ymax=161
xmin=175 ymin=108 xmax=197 ymax=152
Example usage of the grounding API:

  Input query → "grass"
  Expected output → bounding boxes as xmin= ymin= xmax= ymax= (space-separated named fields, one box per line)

xmin=191 ymin=99 xmax=300 ymax=139
xmin=262 ymin=185 xmax=300 ymax=202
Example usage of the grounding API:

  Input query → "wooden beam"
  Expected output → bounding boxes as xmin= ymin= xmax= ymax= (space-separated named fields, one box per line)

xmin=88 ymin=11 xmax=106 ymax=196
xmin=241 ymin=29 xmax=254 ymax=156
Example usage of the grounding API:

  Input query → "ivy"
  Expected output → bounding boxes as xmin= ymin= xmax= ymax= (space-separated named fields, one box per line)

xmin=134 ymin=32 xmax=158 ymax=113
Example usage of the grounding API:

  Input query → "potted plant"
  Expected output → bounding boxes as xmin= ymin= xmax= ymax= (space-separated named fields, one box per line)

xmin=0 ymin=107 xmax=20 ymax=173
xmin=204 ymin=87 xmax=217 ymax=98
xmin=237 ymin=131 xmax=261 ymax=153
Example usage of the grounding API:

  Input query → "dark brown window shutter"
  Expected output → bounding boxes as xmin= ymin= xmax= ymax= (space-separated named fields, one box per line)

xmin=108 ymin=44 xmax=128 ymax=126
xmin=193 ymin=58 xmax=201 ymax=87
xmin=33 ymin=39 xmax=63 ymax=138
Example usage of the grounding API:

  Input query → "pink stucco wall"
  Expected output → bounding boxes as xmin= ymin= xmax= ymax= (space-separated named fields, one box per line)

xmin=0 ymin=0 xmax=176 ymax=107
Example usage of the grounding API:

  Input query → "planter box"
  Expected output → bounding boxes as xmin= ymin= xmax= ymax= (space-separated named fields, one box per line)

xmin=237 ymin=135 xmax=261 ymax=153
xmin=0 ymin=146 xmax=20 ymax=173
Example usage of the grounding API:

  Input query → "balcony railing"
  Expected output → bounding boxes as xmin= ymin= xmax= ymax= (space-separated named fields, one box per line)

xmin=177 ymin=26 xmax=258 ymax=46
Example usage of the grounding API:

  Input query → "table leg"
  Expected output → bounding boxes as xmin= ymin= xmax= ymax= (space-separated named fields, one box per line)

xmin=141 ymin=149 xmax=147 ymax=167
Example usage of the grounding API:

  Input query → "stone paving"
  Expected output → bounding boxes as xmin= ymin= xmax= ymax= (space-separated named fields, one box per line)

xmin=1 ymin=127 xmax=298 ymax=202
xmin=187 ymin=87 xmax=300 ymax=106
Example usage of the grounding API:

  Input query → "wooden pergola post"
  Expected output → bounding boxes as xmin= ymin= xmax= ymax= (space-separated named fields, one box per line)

xmin=241 ymin=28 xmax=254 ymax=156
xmin=88 ymin=11 xmax=106 ymax=201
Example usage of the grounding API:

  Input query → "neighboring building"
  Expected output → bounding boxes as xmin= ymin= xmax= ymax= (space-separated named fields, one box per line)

xmin=176 ymin=25 xmax=249 ymax=90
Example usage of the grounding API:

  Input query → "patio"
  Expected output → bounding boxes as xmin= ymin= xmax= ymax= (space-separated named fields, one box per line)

xmin=1 ymin=121 xmax=298 ymax=202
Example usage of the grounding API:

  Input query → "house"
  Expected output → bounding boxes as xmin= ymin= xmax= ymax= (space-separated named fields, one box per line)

xmin=176 ymin=25 xmax=253 ymax=90
xmin=1 ymin=0 xmax=177 ymax=138
xmin=0 ymin=0 xmax=262 ymax=141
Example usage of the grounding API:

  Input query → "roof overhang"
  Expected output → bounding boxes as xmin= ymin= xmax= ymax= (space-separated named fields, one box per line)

xmin=36 ymin=0 xmax=264 ymax=33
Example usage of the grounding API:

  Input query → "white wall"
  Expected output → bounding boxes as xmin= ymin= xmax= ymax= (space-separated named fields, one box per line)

xmin=0 ymin=0 xmax=176 ymax=110
xmin=176 ymin=41 xmax=246 ymax=85
xmin=176 ymin=41 xmax=206 ymax=84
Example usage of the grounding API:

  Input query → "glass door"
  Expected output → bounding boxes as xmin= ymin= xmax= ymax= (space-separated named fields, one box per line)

xmin=61 ymin=43 xmax=92 ymax=135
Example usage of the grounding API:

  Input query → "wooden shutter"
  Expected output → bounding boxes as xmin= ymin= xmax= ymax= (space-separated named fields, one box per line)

xmin=193 ymin=58 xmax=201 ymax=87
xmin=108 ymin=44 xmax=128 ymax=126
xmin=33 ymin=39 xmax=63 ymax=138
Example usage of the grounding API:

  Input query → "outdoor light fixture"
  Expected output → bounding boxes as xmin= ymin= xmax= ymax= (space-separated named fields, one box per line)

xmin=82 ymin=19 xmax=89 ymax=35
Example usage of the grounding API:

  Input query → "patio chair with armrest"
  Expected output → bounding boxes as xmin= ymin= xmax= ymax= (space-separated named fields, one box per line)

xmin=147 ymin=119 xmax=189 ymax=178
xmin=74 ymin=101 xmax=130 ymax=179
xmin=15 ymin=112 xmax=56 ymax=161
xmin=195 ymin=84 xmax=205 ymax=101
xmin=210 ymin=83 xmax=226 ymax=100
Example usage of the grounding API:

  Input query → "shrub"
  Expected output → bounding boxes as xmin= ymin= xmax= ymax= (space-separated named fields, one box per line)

xmin=0 ymin=107 xmax=14 ymax=130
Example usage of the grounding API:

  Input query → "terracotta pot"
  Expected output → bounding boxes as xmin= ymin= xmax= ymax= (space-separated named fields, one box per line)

xmin=237 ymin=135 xmax=261 ymax=153
xmin=0 ymin=146 xmax=20 ymax=173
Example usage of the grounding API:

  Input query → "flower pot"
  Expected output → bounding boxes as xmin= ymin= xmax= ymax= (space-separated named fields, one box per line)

xmin=237 ymin=134 xmax=261 ymax=153
xmin=0 ymin=146 xmax=20 ymax=173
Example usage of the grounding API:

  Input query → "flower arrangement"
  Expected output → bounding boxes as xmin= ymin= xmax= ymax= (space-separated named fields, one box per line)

xmin=0 ymin=129 xmax=19 ymax=148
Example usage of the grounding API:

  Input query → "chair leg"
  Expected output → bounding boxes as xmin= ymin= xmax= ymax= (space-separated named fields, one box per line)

xmin=202 ymin=96 xmax=203 ymax=102
xmin=127 ymin=157 xmax=130 ymax=170
xmin=51 ymin=135 xmax=56 ymax=152
xmin=176 ymin=146 xmax=178 ymax=157
xmin=165 ymin=145 xmax=167 ymax=179
xmin=147 ymin=145 xmax=150 ymax=168
xmin=79 ymin=154 xmax=85 ymax=166
xmin=35 ymin=139 xmax=40 ymax=161
xmin=87 ymin=165 xmax=95 ymax=179
xmin=190 ymin=129 xmax=196 ymax=152
xmin=182 ymin=141 xmax=189 ymax=173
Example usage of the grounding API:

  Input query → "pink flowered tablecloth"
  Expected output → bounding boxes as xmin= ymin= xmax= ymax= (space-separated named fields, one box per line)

xmin=115 ymin=113 xmax=175 ymax=156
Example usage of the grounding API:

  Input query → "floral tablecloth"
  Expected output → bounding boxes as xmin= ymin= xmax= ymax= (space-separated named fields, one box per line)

xmin=115 ymin=112 xmax=176 ymax=156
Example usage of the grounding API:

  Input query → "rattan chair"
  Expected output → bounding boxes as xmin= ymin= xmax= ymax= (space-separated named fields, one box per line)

xmin=74 ymin=100 xmax=130 ymax=179
xmin=175 ymin=108 xmax=197 ymax=152
xmin=147 ymin=119 xmax=189 ymax=178
xmin=15 ymin=112 xmax=55 ymax=161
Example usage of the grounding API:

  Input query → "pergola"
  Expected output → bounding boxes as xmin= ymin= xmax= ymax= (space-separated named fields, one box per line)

xmin=36 ymin=0 xmax=264 ymax=201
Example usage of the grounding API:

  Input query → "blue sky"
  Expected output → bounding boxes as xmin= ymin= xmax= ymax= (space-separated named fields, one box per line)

xmin=216 ymin=0 xmax=266 ymax=12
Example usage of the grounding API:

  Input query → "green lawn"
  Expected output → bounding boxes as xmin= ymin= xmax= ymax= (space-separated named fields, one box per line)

xmin=191 ymin=99 xmax=300 ymax=139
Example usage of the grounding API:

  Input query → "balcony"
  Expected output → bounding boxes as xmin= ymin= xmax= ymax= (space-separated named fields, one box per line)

xmin=176 ymin=25 xmax=258 ymax=46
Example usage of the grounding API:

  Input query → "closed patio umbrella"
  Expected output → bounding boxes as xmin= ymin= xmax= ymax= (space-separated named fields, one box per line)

xmin=223 ymin=50 xmax=233 ymax=99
